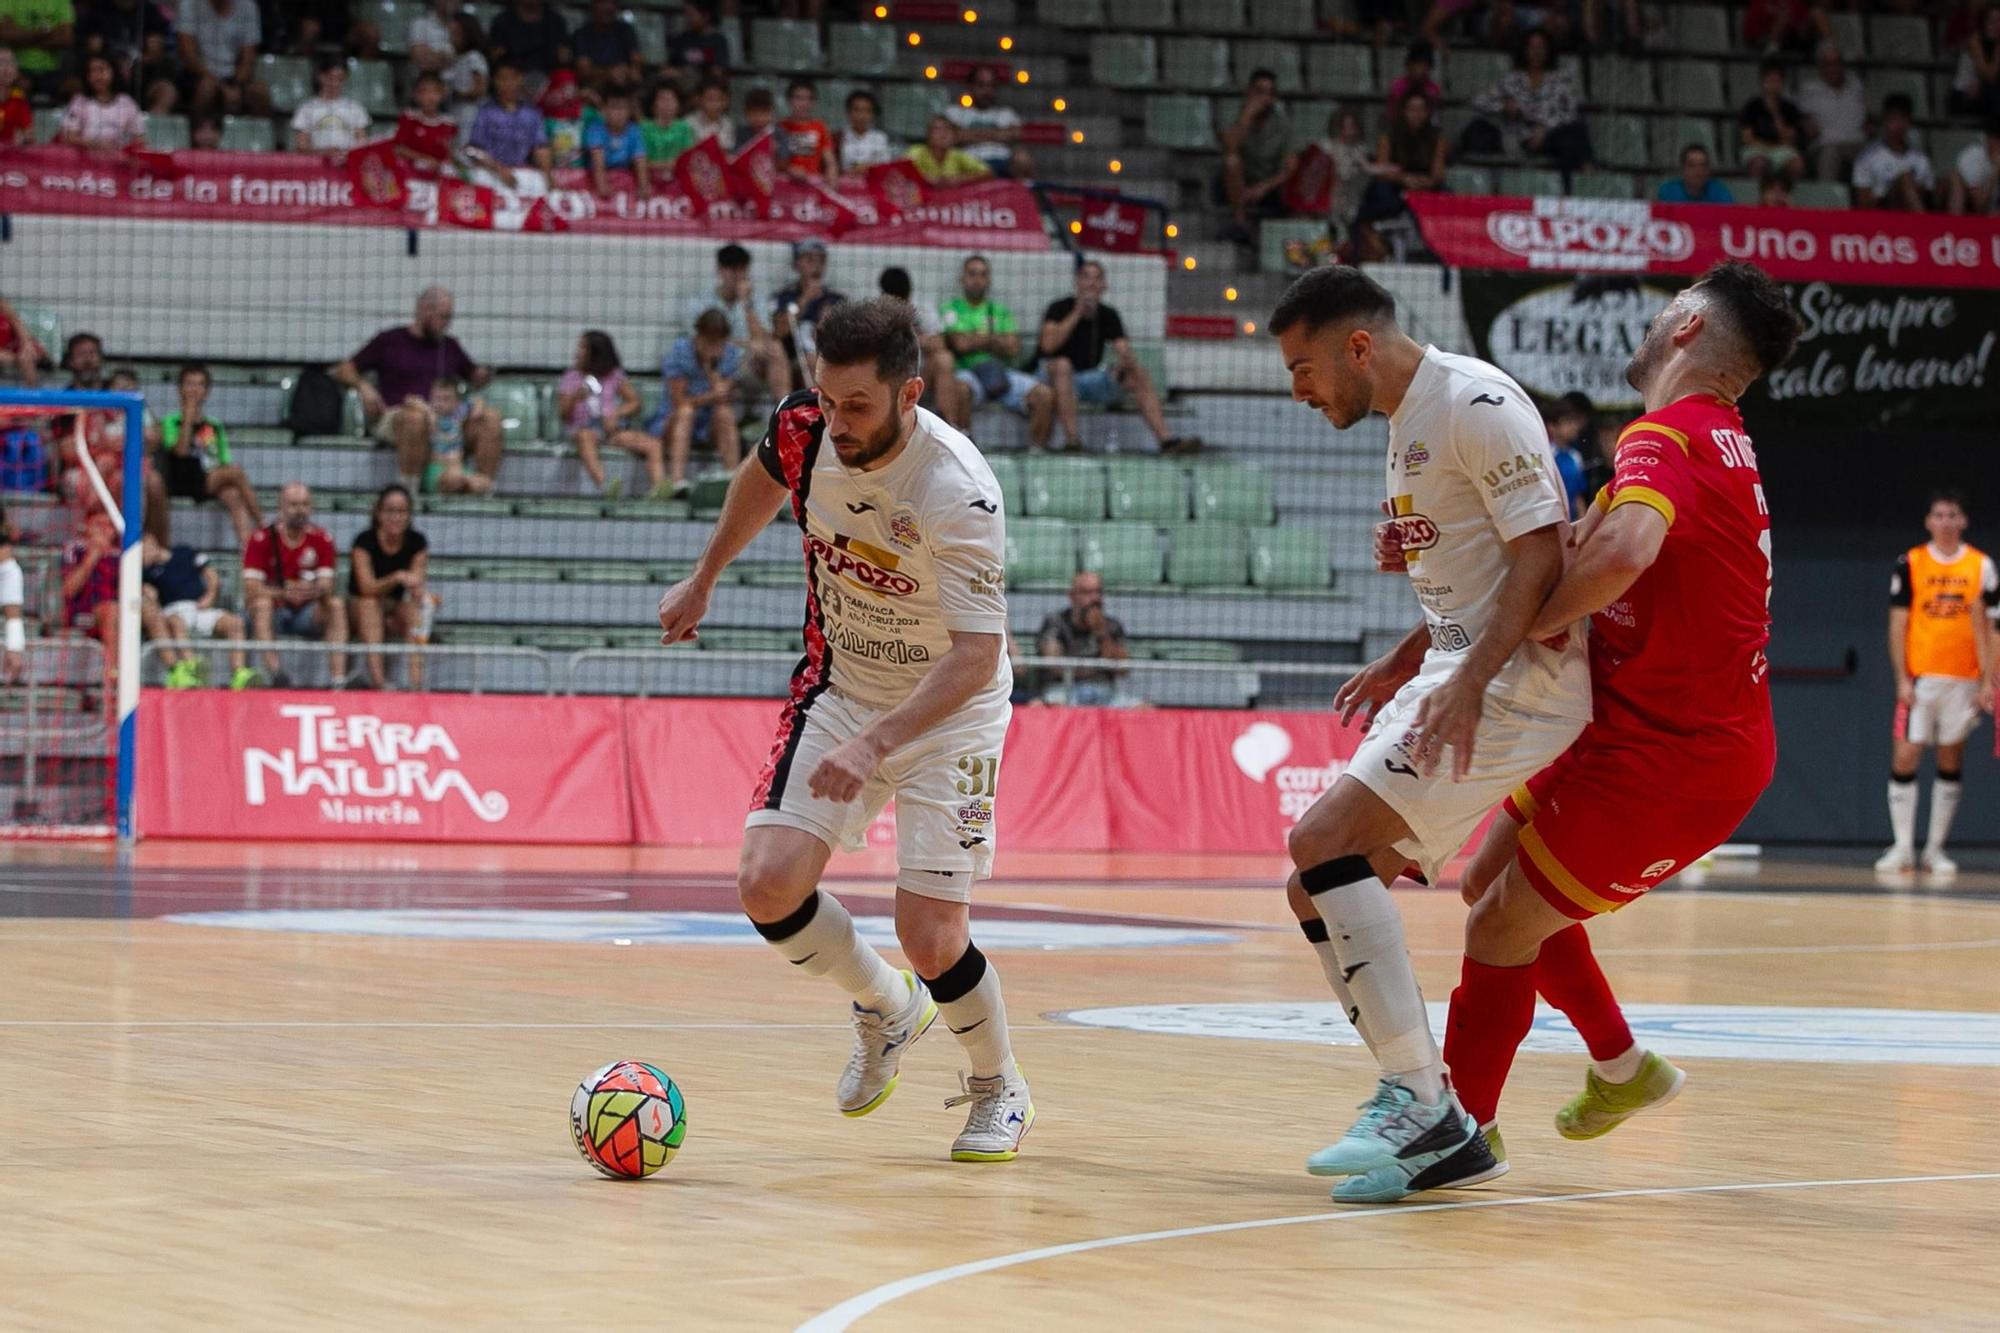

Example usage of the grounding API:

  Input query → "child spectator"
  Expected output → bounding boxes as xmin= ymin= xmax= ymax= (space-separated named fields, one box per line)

xmin=839 ymin=90 xmax=891 ymax=173
xmin=586 ymin=88 xmax=652 ymax=198
xmin=160 ymin=363 xmax=263 ymax=546
xmin=558 ymin=330 xmax=667 ymax=499
xmin=1738 ymin=57 xmax=1806 ymax=186
xmin=190 ymin=113 xmax=223 ymax=150
xmin=423 ymin=380 xmax=491 ymax=495
xmin=1322 ymin=107 xmax=1375 ymax=250
xmin=684 ymin=76 xmax=733 ymax=150
xmin=0 ymin=50 xmax=32 ymax=145
xmin=61 ymin=54 xmax=147 ymax=152
xmin=780 ymin=79 xmax=838 ymax=185
xmin=348 ymin=484 xmax=432 ymax=690
xmin=0 ymin=509 xmax=22 ymax=682
xmin=739 ymin=86 xmax=776 ymax=146
xmin=907 ymin=115 xmax=991 ymax=186
xmin=642 ymin=83 xmax=695 ymax=166
xmin=538 ymin=66 xmax=586 ymax=168
xmin=395 ymin=73 xmax=461 ymax=174
xmin=655 ymin=309 xmax=744 ymax=498
xmin=61 ymin=512 xmax=121 ymax=676
xmin=290 ymin=55 xmax=371 ymax=153
xmin=467 ymin=61 xmax=551 ymax=185
xmin=1385 ymin=42 xmax=1441 ymax=116
xmin=141 ymin=533 xmax=252 ymax=689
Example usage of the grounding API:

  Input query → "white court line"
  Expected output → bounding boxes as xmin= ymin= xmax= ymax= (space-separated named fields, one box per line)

xmin=795 ymin=1171 xmax=2000 ymax=1332
xmin=0 ymin=1019 xmax=1084 ymax=1030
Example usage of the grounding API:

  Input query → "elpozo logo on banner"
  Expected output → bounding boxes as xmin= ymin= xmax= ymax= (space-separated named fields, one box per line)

xmin=243 ymin=703 xmax=510 ymax=828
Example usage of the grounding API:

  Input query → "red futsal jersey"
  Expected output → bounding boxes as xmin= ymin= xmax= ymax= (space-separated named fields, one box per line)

xmin=1588 ymin=394 xmax=1776 ymax=798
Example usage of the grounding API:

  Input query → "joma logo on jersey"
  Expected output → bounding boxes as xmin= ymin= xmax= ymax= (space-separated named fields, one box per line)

xmin=807 ymin=534 xmax=920 ymax=597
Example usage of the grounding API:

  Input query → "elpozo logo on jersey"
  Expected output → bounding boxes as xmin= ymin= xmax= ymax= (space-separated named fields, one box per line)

xmin=807 ymin=532 xmax=920 ymax=597
xmin=1385 ymin=495 xmax=1440 ymax=555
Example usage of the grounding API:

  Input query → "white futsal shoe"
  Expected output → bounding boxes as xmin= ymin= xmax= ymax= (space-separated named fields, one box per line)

xmin=946 ymin=1068 xmax=1034 ymax=1162
xmin=837 ymin=970 xmax=937 ymax=1117
xmin=1873 ymin=845 xmax=1915 ymax=875
xmin=1924 ymin=848 xmax=1958 ymax=877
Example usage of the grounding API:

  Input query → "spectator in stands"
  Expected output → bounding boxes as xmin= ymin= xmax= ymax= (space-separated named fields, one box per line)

xmin=1355 ymin=91 xmax=1445 ymax=261
xmin=1853 ymin=93 xmax=1936 ymax=210
xmin=62 ymin=331 xmax=103 ymax=391
xmin=1384 ymin=42 xmax=1441 ymax=115
xmin=61 ymin=511 xmax=120 ymax=674
xmin=141 ymin=533 xmax=252 ymax=690
xmin=407 ymin=0 xmax=458 ymax=79
xmin=0 ymin=2 xmax=69 ymax=99
xmin=1470 ymin=30 xmax=1594 ymax=180
xmin=1038 ymin=260 xmax=1196 ymax=457
xmin=77 ymin=0 xmax=176 ymax=113
xmin=878 ymin=264 xmax=965 ymax=425
xmin=0 ymin=296 xmax=44 ymax=385
xmin=684 ymin=76 xmax=733 ymax=151
xmin=1797 ymin=42 xmax=1868 ymax=183
xmin=586 ymin=88 xmax=652 ymax=198
xmin=1946 ymin=117 xmax=2000 ymax=213
xmin=0 ymin=48 xmax=29 ymax=145
xmin=290 ymin=56 xmax=371 ymax=154
xmin=60 ymin=53 xmax=146 ymax=152
xmin=178 ymin=0 xmax=270 ymax=121
xmin=1657 ymin=142 xmax=1734 ymax=202
xmin=946 ymin=65 xmax=1030 ymax=180
xmin=573 ymin=0 xmax=642 ymax=96
xmin=334 ymin=287 xmax=504 ymax=496
xmin=1738 ymin=57 xmax=1806 ymax=186
xmin=771 ymin=237 xmax=846 ymax=372
xmin=0 ymin=508 xmax=21 ymax=682
xmin=1036 ymin=571 xmax=1129 ymax=706
xmin=739 ymin=86 xmax=776 ymax=146
xmin=907 ymin=114 xmax=991 ymax=186
xmin=643 ymin=82 xmax=694 ymax=166
xmin=537 ymin=66 xmax=586 ymax=169
xmin=1218 ymin=68 xmax=1296 ymax=245
xmin=559 ymin=330 xmax=666 ymax=499
xmin=489 ymin=0 xmax=570 ymax=86
xmin=1742 ymin=0 xmax=1828 ymax=55
xmin=667 ymin=1 xmax=729 ymax=80
xmin=394 ymin=73 xmax=462 ymax=175
xmin=839 ymin=89 xmax=891 ymax=173
xmin=466 ymin=61 xmax=552 ymax=185
xmin=1951 ymin=4 xmax=2000 ymax=119
xmin=1320 ymin=107 xmax=1375 ymax=253
xmin=160 ymin=363 xmax=262 ymax=546
xmin=442 ymin=13 xmax=489 ymax=107
xmin=1544 ymin=397 xmax=1590 ymax=519
xmin=940 ymin=253 xmax=1052 ymax=446
xmin=133 ymin=28 xmax=179 ymax=117
xmin=1759 ymin=176 xmax=1793 ymax=207
xmin=348 ymin=483 xmax=431 ymax=690
xmin=779 ymin=78 xmax=838 ymax=185
xmin=189 ymin=111 xmax=222 ymax=150
xmin=657 ymin=308 xmax=744 ymax=499
xmin=246 ymin=482 xmax=350 ymax=685
xmin=686 ymin=243 xmax=791 ymax=401
xmin=276 ymin=1 xmax=379 ymax=61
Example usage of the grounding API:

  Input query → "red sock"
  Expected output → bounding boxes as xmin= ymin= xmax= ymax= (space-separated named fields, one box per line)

xmin=1443 ymin=956 xmax=1537 ymax=1128
xmin=1534 ymin=923 xmax=1634 ymax=1062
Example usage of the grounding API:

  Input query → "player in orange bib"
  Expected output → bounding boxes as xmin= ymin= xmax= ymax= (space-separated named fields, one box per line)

xmin=1422 ymin=263 xmax=1802 ymax=1194
xmin=1876 ymin=492 xmax=1996 ymax=877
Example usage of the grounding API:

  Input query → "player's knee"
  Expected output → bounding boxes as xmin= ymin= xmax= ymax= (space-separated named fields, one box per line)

xmin=897 ymin=920 xmax=968 ymax=978
xmin=737 ymin=854 xmax=809 ymax=921
xmin=1283 ymin=871 xmax=1315 ymax=921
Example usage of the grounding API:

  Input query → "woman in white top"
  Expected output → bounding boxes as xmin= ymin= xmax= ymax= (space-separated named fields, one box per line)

xmin=60 ymin=54 xmax=147 ymax=152
xmin=839 ymin=89 xmax=892 ymax=173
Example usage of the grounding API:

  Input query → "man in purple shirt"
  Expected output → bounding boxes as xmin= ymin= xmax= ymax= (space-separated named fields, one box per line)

xmin=332 ymin=286 xmax=506 ymax=493
xmin=466 ymin=61 xmax=552 ymax=188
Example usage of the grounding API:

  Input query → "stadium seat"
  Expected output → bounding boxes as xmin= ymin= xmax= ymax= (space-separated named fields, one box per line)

xmin=1105 ymin=459 xmax=1189 ymax=522
xmin=1160 ymin=38 xmax=1231 ymax=92
xmin=1586 ymin=55 xmax=1655 ymax=110
xmin=11 ymin=305 xmax=60 ymax=365
xmin=1658 ymin=115 xmax=1719 ymax=161
xmin=1166 ymin=525 xmax=1249 ymax=588
xmin=1932 ymin=129 xmax=1983 ymax=174
xmin=1192 ymin=463 xmax=1274 ymax=524
xmin=1446 ymin=49 xmax=1510 ymax=98
xmin=750 ymin=18 xmax=822 ymax=70
xmin=218 ymin=116 xmax=277 ymax=151
xmin=147 ymin=114 xmax=190 ymax=150
xmin=1006 ymin=518 xmax=1077 ymax=586
xmin=1258 ymin=219 xmax=1323 ymax=274
xmin=1090 ymin=35 xmax=1159 ymax=89
xmin=1079 ymin=523 xmax=1165 ymax=587
xmin=827 ymin=24 xmax=898 ymax=78
xmin=1593 ymin=115 xmax=1647 ymax=168
xmin=346 ymin=60 xmax=397 ymax=118
xmin=1144 ymin=95 xmax=1217 ymax=150
xmin=258 ymin=55 xmax=314 ymax=113
xmin=1870 ymin=68 xmax=1931 ymax=121
xmin=1250 ymin=527 xmax=1331 ymax=590
xmin=1869 ymin=14 xmax=1932 ymax=63
xmin=482 ymin=381 xmax=545 ymax=446
xmin=1047 ymin=0 xmax=1107 ymax=27
xmin=1231 ymin=41 xmax=1302 ymax=93
xmin=1569 ymin=171 xmax=1635 ymax=200
xmin=1670 ymin=5 xmax=1731 ymax=54
xmin=1180 ymin=0 xmax=1250 ymax=29
xmin=361 ymin=1 xmax=412 ymax=54
xmin=1444 ymin=164 xmax=1493 ymax=194
xmin=626 ymin=10 xmax=668 ymax=57
xmin=1307 ymin=45 xmax=1374 ymax=98
xmin=1108 ymin=0 xmax=1170 ymax=28
xmin=1495 ymin=166 xmax=1565 ymax=198
xmin=1724 ymin=176 xmax=1761 ymax=205
xmin=1662 ymin=60 xmax=1728 ymax=114
xmin=1791 ymin=180 xmax=1851 ymax=209
xmin=1724 ymin=60 xmax=1763 ymax=111
xmin=984 ymin=455 xmax=1020 ymax=517
xmin=1022 ymin=457 xmax=1108 ymax=521
xmin=29 ymin=108 xmax=58 ymax=143
xmin=1249 ymin=0 xmax=1316 ymax=36
xmin=881 ymin=83 xmax=937 ymax=140
xmin=1825 ymin=10 xmax=1864 ymax=58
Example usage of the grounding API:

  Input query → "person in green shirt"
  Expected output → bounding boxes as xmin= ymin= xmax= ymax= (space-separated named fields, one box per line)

xmin=937 ymin=254 xmax=1052 ymax=446
xmin=0 ymin=0 xmax=75 ymax=90
xmin=160 ymin=363 xmax=263 ymax=545
xmin=642 ymin=81 xmax=695 ymax=165
xmin=906 ymin=115 xmax=992 ymax=187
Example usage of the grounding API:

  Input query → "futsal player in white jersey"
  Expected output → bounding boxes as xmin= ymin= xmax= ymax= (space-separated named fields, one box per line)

xmin=656 ymin=298 xmax=1033 ymax=1162
xmin=1271 ymin=267 xmax=1592 ymax=1202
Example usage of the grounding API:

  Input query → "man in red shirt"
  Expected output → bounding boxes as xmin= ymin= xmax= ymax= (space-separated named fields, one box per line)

xmin=1379 ymin=263 xmax=1798 ymax=1203
xmin=244 ymin=481 xmax=349 ymax=686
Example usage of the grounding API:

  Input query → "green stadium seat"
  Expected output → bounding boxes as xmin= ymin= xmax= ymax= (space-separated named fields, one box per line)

xmin=1231 ymin=40 xmax=1302 ymax=93
xmin=1724 ymin=60 xmax=1763 ymax=111
xmin=1791 ymin=181 xmax=1850 ymax=209
xmin=1307 ymin=45 xmax=1374 ymax=98
xmin=1593 ymin=116 xmax=1647 ymax=169
xmin=1090 ymin=35 xmax=1160 ymax=90
xmin=1569 ymin=171 xmax=1635 ymax=200
xmin=29 ymin=107 xmax=58 ymax=142
xmin=1870 ymin=68 xmax=1930 ymax=121
xmin=1126 ymin=340 xmax=1168 ymax=399
xmin=1022 ymin=456 xmax=1108 ymax=521
xmin=1047 ymin=0 xmax=1106 ymax=26
xmin=1496 ymin=167 xmax=1566 ymax=198
xmin=881 ymin=83 xmax=937 ymax=141
xmin=360 ymin=1 xmax=412 ymax=54
xmin=1724 ymin=176 xmax=1761 ymax=205
xmin=1160 ymin=39 xmax=1230 ymax=92
xmin=481 ymin=380 xmax=544 ymax=445
xmin=1869 ymin=14 xmax=1932 ymax=63
xmin=1444 ymin=165 xmax=1493 ymax=195
xmin=1006 ymin=518 xmax=1077 ymax=586
xmin=1192 ymin=463 xmax=1275 ymax=524
xmin=148 ymin=114 xmax=190 ymax=150
xmin=827 ymin=23 xmax=898 ymax=78
xmin=750 ymin=18 xmax=823 ymax=70
xmin=1670 ymin=5 xmax=1730 ymax=54
xmin=1250 ymin=0 xmax=1315 ymax=35
xmin=1166 ymin=525 xmax=1249 ymax=588
xmin=1259 ymin=218 xmax=1324 ymax=273
xmin=1446 ymin=50 xmax=1510 ymax=97
xmin=1143 ymin=638 xmax=1242 ymax=662
xmin=689 ymin=474 xmax=730 ymax=515
xmin=702 ymin=628 xmax=804 ymax=653
xmin=345 ymin=60 xmax=397 ymax=118
xmin=1078 ymin=523 xmax=1164 ymax=587
xmin=1825 ymin=11 xmax=1863 ymax=59
xmin=984 ymin=454 xmax=1020 ymax=518
xmin=1105 ymin=459 xmax=1188 ymax=522
xmin=1251 ymin=527 xmax=1332 ymax=590
xmin=626 ymin=10 xmax=669 ymax=57
xmin=10 ymin=305 xmax=59 ymax=366
xmin=218 ymin=116 xmax=277 ymax=151
xmin=1144 ymin=94 xmax=1217 ymax=151
xmin=1180 ymin=0 xmax=1247 ymax=29
xmin=1662 ymin=61 xmax=1728 ymax=114
xmin=1108 ymin=0 xmax=1168 ymax=27
xmin=258 ymin=55 xmax=313 ymax=113
xmin=1586 ymin=55 xmax=1655 ymax=110
xmin=1658 ymin=115 xmax=1719 ymax=161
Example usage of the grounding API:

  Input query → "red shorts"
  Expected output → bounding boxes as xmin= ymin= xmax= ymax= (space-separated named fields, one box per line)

xmin=1504 ymin=731 xmax=1760 ymax=920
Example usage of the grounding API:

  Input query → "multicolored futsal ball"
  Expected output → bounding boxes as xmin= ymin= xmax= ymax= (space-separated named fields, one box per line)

xmin=569 ymin=1060 xmax=688 ymax=1179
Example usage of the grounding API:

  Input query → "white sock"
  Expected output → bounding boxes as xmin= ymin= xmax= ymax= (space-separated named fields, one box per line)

xmin=1304 ymin=855 xmax=1444 ymax=1105
xmin=1300 ymin=919 xmax=1378 ymax=1053
xmin=1925 ymin=775 xmax=1962 ymax=855
xmin=926 ymin=944 xmax=1016 ymax=1080
xmin=1887 ymin=777 xmax=1917 ymax=851
xmin=1594 ymin=1044 xmax=1647 ymax=1083
xmin=755 ymin=890 xmax=909 ymax=1012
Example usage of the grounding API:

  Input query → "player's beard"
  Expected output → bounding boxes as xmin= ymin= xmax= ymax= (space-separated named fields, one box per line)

xmin=1314 ymin=377 xmax=1371 ymax=429
xmin=1625 ymin=323 xmax=1668 ymax=394
xmin=832 ymin=407 xmax=905 ymax=469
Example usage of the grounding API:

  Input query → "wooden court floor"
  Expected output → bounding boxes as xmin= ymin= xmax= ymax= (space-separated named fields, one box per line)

xmin=2 ymin=842 xmax=1998 ymax=1330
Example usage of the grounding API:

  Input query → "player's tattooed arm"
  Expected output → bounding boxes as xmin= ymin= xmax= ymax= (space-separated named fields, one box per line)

xmin=1528 ymin=502 xmax=1669 ymax=640
xmin=809 ymin=630 xmax=1004 ymax=802
xmin=657 ymin=456 xmax=790 ymax=644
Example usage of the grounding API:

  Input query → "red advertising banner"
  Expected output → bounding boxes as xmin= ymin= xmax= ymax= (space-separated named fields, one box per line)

xmin=136 ymin=690 xmax=633 ymax=843
xmin=1407 ymin=193 xmax=2000 ymax=290
xmin=0 ymin=145 xmax=1049 ymax=250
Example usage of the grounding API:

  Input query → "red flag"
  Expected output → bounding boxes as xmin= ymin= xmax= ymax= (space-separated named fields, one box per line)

xmin=521 ymin=195 xmax=569 ymax=233
xmin=121 ymin=143 xmax=184 ymax=177
xmin=437 ymin=178 xmax=496 ymax=229
xmin=801 ymin=179 xmax=866 ymax=236
xmin=1283 ymin=142 xmax=1333 ymax=217
xmin=727 ymin=128 xmax=776 ymax=205
xmin=1077 ymin=196 xmax=1148 ymax=253
xmin=864 ymin=159 xmax=930 ymax=215
xmin=673 ymin=135 xmax=732 ymax=218
xmin=344 ymin=139 xmax=408 ymax=211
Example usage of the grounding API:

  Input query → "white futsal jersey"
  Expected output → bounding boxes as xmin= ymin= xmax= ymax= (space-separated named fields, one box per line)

xmin=756 ymin=393 xmax=1013 ymax=712
xmin=1382 ymin=346 xmax=1591 ymax=721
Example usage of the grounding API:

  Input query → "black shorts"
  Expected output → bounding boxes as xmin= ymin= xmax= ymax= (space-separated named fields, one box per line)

xmin=161 ymin=451 xmax=209 ymax=501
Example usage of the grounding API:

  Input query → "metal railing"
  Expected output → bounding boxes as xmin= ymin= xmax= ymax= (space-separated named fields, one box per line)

xmin=137 ymin=640 xmax=559 ymax=694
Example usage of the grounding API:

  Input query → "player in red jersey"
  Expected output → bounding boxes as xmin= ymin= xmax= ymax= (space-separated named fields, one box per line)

xmin=1418 ymin=263 xmax=1801 ymax=1197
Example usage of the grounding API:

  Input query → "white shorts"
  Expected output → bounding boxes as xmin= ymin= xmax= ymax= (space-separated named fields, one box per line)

xmin=956 ymin=366 xmax=1041 ymax=414
xmin=162 ymin=601 xmax=228 ymax=637
xmin=1901 ymin=675 xmax=1982 ymax=747
xmin=1347 ymin=673 xmax=1587 ymax=886
xmin=745 ymin=688 xmax=1010 ymax=902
